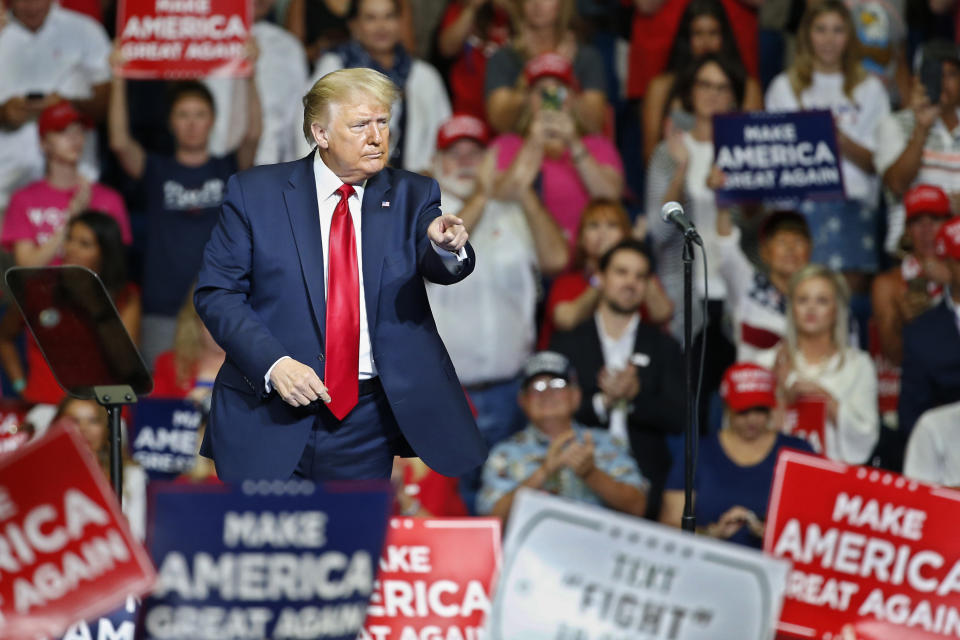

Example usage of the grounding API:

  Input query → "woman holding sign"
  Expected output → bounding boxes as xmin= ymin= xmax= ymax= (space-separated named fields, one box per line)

xmin=765 ymin=0 xmax=890 ymax=280
xmin=775 ymin=265 xmax=879 ymax=464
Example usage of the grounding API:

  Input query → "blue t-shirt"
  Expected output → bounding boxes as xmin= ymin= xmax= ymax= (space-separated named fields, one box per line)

xmin=665 ymin=432 xmax=814 ymax=548
xmin=140 ymin=152 xmax=237 ymax=316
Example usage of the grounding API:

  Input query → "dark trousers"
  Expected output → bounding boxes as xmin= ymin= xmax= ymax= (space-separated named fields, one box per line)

xmin=292 ymin=378 xmax=410 ymax=481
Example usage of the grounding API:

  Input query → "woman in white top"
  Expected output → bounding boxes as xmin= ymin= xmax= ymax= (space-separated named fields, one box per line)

xmin=765 ymin=0 xmax=891 ymax=274
xmin=776 ymin=264 xmax=879 ymax=464
xmin=646 ymin=53 xmax=746 ymax=339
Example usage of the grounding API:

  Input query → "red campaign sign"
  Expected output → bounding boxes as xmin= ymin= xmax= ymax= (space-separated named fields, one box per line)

xmin=0 ymin=425 xmax=155 ymax=638
xmin=784 ymin=397 xmax=827 ymax=454
xmin=361 ymin=518 xmax=501 ymax=640
xmin=764 ymin=449 xmax=960 ymax=640
xmin=116 ymin=0 xmax=252 ymax=79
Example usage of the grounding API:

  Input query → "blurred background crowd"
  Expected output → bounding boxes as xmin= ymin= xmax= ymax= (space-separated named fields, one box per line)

xmin=1 ymin=0 xmax=960 ymax=555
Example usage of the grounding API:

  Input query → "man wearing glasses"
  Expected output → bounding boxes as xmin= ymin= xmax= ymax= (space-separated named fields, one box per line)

xmin=475 ymin=351 xmax=648 ymax=522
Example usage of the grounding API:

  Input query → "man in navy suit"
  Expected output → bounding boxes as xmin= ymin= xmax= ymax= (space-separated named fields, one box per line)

xmin=194 ymin=68 xmax=486 ymax=482
xmin=900 ymin=216 xmax=960 ymax=446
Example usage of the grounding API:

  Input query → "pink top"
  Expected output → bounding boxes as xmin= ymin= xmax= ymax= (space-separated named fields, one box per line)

xmin=494 ymin=133 xmax=623 ymax=245
xmin=1 ymin=180 xmax=132 ymax=254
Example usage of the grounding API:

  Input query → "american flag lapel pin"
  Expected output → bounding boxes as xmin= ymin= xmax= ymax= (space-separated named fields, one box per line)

xmin=381 ymin=201 xmax=390 ymax=207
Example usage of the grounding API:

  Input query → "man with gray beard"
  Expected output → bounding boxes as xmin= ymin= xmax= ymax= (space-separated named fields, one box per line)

xmin=425 ymin=114 xmax=569 ymax=513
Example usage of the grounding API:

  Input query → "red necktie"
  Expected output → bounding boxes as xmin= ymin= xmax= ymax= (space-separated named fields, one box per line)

xmin=325 ymin=183 xmax=359 ymax=419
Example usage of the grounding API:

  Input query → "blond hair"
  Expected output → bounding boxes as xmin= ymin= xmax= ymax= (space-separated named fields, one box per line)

xmin=507 ymin=0 xmax=575 ymax=53
xmin=173 ymin=286 xmax=204 ymax=387
xmin=788 ymin=0 xmax=866 ymax=101
xmin=301 ymin=68 xmax=400 ymax=144
xmin=785 ymin=264 xmax=851 ymax=363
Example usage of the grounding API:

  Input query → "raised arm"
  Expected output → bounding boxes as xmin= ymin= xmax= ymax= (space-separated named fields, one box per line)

xmin=107 ymin=46 xmax=146 ymax=180
xmin=235 ymin=38 xmax=263 ymax=171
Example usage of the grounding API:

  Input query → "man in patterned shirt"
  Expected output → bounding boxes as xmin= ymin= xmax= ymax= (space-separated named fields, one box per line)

xmin=476 ymin=351 xmax=648 ymax=522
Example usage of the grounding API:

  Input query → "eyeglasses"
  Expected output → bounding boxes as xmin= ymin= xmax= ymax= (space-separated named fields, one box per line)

xmin=527 ymin=378 xmax=569 ymax=393
xmin=694 ymin=79 xmax=733 ymax=94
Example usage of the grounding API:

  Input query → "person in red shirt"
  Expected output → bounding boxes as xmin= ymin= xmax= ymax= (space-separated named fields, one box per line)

xmin=539 ymin=199 xmax=673 ymax=349
xmin=151 ymin=288 xmax=225 ymax=402
xmin=437 ymin=0 xmax=512 ymax=122
xmin=0 ymin=211 xmax=139 ymax=405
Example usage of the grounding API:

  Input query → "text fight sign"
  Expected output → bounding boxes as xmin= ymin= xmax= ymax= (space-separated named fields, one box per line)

xmin=492 ymin=490 xmax=789 ymax=639
xmin=765 ymin=450 xmax=960 ymax=639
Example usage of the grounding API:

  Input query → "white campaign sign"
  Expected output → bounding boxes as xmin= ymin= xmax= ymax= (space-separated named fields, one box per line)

xmin=489 ymin=490 xmax=791 ymax=640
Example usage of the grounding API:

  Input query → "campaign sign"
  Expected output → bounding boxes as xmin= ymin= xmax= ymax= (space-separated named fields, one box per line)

xmin=117 ymin=0 xmax=253 ymax=79
xmin=58 ymin=595 xmax=139 ymax=640
xmin=131 ymin=399 xmax=201 ymax=479
xmin=490 ymin=489 xmax=790 ymax=640
xmin=362 ymin=518 xmax=501 ymax=640
xmin=764 ymin=450 xmax=960 ymax=639
xmin=713 ymin=110 xmax=844 ymax=205
xmin=783 ymin=397 xmax=827 ymax=455
xmin=0 ymin=425 xmax=156 ymax=639
xmin=140 ymin=479 xmax=392 ymax=640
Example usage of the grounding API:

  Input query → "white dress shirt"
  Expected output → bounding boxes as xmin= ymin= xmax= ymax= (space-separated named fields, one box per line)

xmin=904 ymin=401 xmax=960 ymax=487
xmin=265 ymin=154 xmax=464 ymax=390
xmin=591 ymin=311 xmax=641 ymax=442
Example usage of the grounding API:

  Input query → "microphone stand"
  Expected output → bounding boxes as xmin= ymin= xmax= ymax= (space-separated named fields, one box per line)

xmin=681 ymin=232 xmax=697 ymax=533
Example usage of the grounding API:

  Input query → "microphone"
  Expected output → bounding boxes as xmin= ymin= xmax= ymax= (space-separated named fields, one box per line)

xmin=660 ymin=201 xmax=702 ymax=246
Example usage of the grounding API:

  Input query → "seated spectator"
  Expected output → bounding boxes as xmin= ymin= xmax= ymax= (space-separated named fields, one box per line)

xmin=437 ymin=0 xmax=512 ymax=122
xmin=903 ymin=400 xmax=960 ymax=487
xmin=642 ymin=0 xmax=763 ymax=163
xmin=714 ymin=209 xmax=813 ymax=369
xmin=551 ymin=239 xmax=683 ymax=519
xmin=0 ymin=0 xmax=111 ymax=214
xmin=425 ymin=114 xmax=569 ymax=512
xmin=151 ymin=287 xmax=225 ymax=403
xmin=392 ymin=457 xmax=469 ymax=517
xmin=1 ymin=101 xmax=131 ymax=267
xmin=49 ymin=397 xmax=147 ymax=539
xmin=876 ymin=41 xmax=960 ymax=257
xmin=766 ymin=0 xmax=890 ymax=277
xmin=660 ymin=363 xmax=814 ymax=548
xmin=484 ymin=0 xmax=608 ymax=134
xmin=775 ymin=265 xmax=879 ymax=464
xmin=872 ymin=185 xmax=951 ymax=365
xmin=0 ymin=211 xmax=139 ymax=405
xmin=493 ymin=53 xmax=623 ymax=247
xmin=646 ymin=53 xmax=745 ymax=338
xmin=109 ymin=48 xmax=261 ymax=369
xmin=299 ymin=0 xmax=451 ymax=173
xmin=539 ymin=199 xmax=673 ymax=349
xmin=206 ymin=0 xmax=309 ymax=166
xmin=476 ymin=351 xmax=647 ymax=522
xmin=899 ymin=217 xmax=960 ymax=440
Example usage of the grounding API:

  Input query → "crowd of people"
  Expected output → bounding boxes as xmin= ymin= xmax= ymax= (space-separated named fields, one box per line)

xmin=1 ymin=0 xmax=960 ymax=574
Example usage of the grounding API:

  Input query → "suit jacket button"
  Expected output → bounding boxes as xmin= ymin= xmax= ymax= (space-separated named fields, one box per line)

xmin=318 ymin=355 xmax=324 ymax=361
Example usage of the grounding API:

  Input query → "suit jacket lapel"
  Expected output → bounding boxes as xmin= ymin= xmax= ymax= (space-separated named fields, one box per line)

xmin=283 ymin=152 xmax=328 ymax=338
xmin=361 ymin=169 xmax=393 ymax=338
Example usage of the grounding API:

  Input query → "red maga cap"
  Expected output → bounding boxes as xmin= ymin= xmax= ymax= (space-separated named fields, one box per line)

xmin=935 ymin=217 xmax=960 ymax=260
xmin=720 ymin=363 xmax=777 ymax=412
xmin=436 ymin=114 xmax=490 ymax=150
xmin=524 ymin=53 xmax=576 ymax=88
xmin=905 ymin=184 xmax=951 ymax=221
xmin=37 ymin=101 xmax=87 ymax=138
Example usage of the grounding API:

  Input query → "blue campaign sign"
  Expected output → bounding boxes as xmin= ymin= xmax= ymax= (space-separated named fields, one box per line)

xmin=140 ymin=480 xmax=392 ymax=640
xmin=713 ymin=110 xmax=845 ymax=205
xmin=131 ymin=399 xmax=202 ymax=479
xmin=59 ymin=596 xmax=139 ymax=640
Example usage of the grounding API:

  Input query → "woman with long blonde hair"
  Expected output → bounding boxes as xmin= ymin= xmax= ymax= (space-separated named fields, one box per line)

xmin=765 ymin=0 xmax=890 ymax=279
xmin=775 ymin=264 xmax=878 ymax=463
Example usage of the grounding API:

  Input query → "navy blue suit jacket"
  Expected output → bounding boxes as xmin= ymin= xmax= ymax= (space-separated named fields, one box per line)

xmin=194 ymin=153 xmax=486 ymax=481
xmin=899 ymin=298 xmax=960 ymax=436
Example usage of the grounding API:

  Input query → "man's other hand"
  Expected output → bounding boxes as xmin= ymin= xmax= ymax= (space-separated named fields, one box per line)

xmin=270 ymin=358 xmax=331 ymax=407
xmin=428 ymin=214 xmax=468 ymax=252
